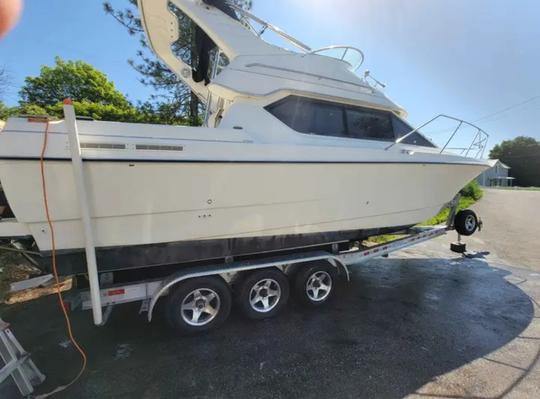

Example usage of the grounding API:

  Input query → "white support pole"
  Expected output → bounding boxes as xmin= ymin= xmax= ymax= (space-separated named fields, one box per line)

xmin=63 ymin=99 xmax=103 ymax=325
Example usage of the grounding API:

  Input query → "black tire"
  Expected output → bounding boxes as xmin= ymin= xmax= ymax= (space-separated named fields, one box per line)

xmin=454 ymin=209 xmax=479 ymax=236
xmin=294 ymin=261 xmax=337 ymax=307
xmin=236 ymin=268 xmax=290 ymax=320
xmin=166 ymin=276 xmax=232 ymax=335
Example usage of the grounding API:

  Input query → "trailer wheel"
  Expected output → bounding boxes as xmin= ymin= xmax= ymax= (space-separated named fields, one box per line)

xmin=294 ymin=262 xmax=337 ymax=307
xmin=454 ymin=209 xmax=479 ymax=236
xmin=236 ymin=268 xmax=289 ymax=320
xmin=166 ymin=276 xmax=231 ymax=335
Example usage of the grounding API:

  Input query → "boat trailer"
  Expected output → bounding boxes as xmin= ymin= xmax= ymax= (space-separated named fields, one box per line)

xmin=65 ymin=193 xmax=481 ymax=332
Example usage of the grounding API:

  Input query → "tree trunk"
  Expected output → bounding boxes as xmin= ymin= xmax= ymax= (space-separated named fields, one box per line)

xmin=189 ymin=92 xmax=199 ymax=126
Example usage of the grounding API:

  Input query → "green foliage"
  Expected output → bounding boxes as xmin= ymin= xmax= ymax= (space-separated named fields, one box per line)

xmin=0 ymin=66 xmax=10 ymax=100
xmin=47 ymin=101 xmax=188 ymax=125
xmin=0 ymin=101 xmax=14 ymax=120
xmin=16 ymin=103 xmax=48 ymax=116
xmin=19 ymin=57 xmax=130 ymax=108
xmin=459 ymin=180 xmax=483 ymax=201
xmin=10 ymin=58 xmax=188 ymax=125
xmin=489 ymin=136 xmax=540 ymax=187
xmin=422 ymin=196 xmax=477 ymax=226
xmin=366 ymin=180 xmax=484 ymax=243
xmin=422 ymin=181 xmax=483 ymax=226
xmin=4 ymin=100 xmax=187 ymax=125
xmin=368 ymin=194 xmax=478 ymax=243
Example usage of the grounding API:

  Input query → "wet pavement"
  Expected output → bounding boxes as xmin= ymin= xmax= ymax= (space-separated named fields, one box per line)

xmin=1 ymin=233 xmax=540 ymax=398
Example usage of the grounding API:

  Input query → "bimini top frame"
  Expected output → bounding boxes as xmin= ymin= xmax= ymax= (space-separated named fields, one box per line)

xmin=230 ymin=4 xmax=312 ymax=53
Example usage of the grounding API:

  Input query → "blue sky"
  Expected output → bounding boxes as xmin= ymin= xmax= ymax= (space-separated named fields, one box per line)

xmin=1 ymin=0 xmax=539 ymax=153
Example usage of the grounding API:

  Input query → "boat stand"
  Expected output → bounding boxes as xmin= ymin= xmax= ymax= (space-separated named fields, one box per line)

xmin=0 ymin=318 xmax=45 ymax=397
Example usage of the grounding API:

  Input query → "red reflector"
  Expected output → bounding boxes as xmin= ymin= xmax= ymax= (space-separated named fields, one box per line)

xmin=107 ymin=289 xmax=125 ymax=296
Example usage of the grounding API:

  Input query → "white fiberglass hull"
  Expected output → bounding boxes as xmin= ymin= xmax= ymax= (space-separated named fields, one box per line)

xmin=0 ymin=159 xmax=484 ymax=252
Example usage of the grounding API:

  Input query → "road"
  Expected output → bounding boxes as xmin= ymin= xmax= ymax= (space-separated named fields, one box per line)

xmin=0 ymin=189 xmax=539 ymax=398
xmin=471 ymin=188 xmax=540 ymax=270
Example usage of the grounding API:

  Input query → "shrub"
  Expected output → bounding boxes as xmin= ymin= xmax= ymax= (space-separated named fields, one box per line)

xmin=460 ymin=180 xmax=483 ymax=201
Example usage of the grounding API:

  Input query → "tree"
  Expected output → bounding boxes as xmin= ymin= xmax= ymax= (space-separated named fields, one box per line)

xmin=0 ymin=66 xmax=11 ymax=100
xmin=490 ymin=136 xmax=540 ymax=187
xmin=103 ymin=0 xmax=252 ymax=125
xmin=0 ymin=101 xmax=12 ymax=120
xmin=16 ymin=57 xmax=186 ymax=124
xmin=19 ymin=57 xmax=130 ymax=108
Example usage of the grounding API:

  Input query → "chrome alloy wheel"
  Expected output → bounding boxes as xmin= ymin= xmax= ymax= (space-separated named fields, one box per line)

xmin=306 ymin=271 xmax=332 ymax=302
xmin=249 ymin=278 xmax=281 ymax=313
xmin=464 ymin=214 xmax=477 ymax=232
xmin=181 ymin=288 xmax=221 ymax=326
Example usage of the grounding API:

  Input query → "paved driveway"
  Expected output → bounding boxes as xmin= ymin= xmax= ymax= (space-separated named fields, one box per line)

xmin=471 ymin=188 xmax=540 ymax=270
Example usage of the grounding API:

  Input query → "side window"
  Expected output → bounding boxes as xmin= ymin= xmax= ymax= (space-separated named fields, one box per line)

xmin=392 ymin=116 xmax=436 ymax=148
xmin=266 ymin=96 xmax=436 ymax=147
xmin=267 ymin=96 xmax=314 ymax=133
xmin=266 ymin=97 xmax=346 ymax=137
xmin=345 ymin=108 xmax=394 ymax=141
xmin=311 ymin=101 xmax=346 ymax=137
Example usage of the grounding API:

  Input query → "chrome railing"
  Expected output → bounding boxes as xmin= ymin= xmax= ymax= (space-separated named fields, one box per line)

xmin=386 ymin=114 xmax=489 ymax=159
xmin=231 ymin=6 xmax=368 ymax=72
xmin=308 ymin=45 xmax=365 ymax=71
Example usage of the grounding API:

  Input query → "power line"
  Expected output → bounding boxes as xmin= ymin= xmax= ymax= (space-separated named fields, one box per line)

xmin=422 ymin=94 xmax=540 ymax=136
xmin=473 ymin=95 xmax=540 ymax=123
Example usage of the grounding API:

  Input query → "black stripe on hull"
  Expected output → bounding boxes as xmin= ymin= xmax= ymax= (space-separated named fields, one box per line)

xmin=0 ymin=157 xmax=486 ymax=167
xmin=39 ymin=226 xmax=412 ymax=276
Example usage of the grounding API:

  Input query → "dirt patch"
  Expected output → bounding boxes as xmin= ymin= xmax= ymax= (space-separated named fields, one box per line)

xmin=0 ymin=251 xmax=40 ymax=301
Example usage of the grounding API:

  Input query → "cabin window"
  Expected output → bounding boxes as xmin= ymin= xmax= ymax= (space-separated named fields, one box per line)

xmin=266 ymin=96 xmax=436 ymax=147
xmin=345 ymin=108 xmax=394 ymax=141
xmin=267 ymin=96 xmax=346 ymax=136
xmin=392 ymin=116 xmax=436 ymax=147
xmin=311 ymin=102 xmax=347 ymax=137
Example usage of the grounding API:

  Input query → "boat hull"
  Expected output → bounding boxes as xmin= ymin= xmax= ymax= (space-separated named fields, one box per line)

xmin=0 ymin=159 xmax=485 ymax=274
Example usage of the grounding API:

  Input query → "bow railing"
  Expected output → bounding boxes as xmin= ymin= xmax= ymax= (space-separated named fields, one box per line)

xmin=386 ymin=114 xmax=489 ymax=159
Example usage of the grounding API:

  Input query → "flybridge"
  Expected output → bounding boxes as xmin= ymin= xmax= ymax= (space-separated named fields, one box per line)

xmin=137 ymin=0 xmax=404 ymax=117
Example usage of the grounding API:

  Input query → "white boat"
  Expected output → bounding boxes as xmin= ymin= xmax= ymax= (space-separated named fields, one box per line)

xmin=0 ymin=0 xmax=489 ymax=275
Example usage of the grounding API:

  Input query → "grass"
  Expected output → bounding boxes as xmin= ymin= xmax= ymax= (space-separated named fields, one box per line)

xmin=488 ymin=186 xmax=540 ymax=191
xmin=366 ymin=181 xmax=483 ymax=245
xmin=420 ymin=196 xmax=477 ymax=226
xmin=365 ymin=197 xmax=475 ymax=245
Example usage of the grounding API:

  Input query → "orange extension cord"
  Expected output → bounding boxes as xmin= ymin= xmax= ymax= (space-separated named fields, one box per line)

xmin=37 ymin=119 xmax=87 ymax=397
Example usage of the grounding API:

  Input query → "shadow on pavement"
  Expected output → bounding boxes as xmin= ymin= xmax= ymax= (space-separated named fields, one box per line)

xmin=0 ymin=256 xmax=535 ymax=398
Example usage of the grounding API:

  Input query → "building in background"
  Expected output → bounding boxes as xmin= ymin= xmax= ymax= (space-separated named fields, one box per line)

xmin=477 ymin=159 xmax=515 ymax=187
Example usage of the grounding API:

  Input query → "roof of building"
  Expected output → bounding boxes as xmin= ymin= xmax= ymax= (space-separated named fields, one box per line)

xmin=487 ymin=159 xmax=511 ymax=169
